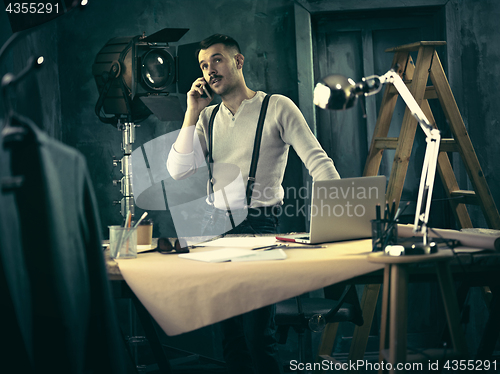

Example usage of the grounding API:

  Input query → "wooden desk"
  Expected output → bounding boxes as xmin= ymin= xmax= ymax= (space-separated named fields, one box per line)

xmin=107 ymin=238 xmax=500 ymax=370
xmin=108 ymin=238 xmax=382 ymax=337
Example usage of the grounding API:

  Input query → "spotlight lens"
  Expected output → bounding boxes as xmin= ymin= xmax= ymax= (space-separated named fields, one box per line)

xmin=141 ymin=49 xmax=174 ymax=90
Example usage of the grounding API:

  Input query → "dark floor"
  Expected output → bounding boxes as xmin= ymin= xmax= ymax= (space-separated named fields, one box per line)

xmin=130 ymin=341 xmax=500 ymax=374
xmin=115 ymin=284 xmax=500 ymax=374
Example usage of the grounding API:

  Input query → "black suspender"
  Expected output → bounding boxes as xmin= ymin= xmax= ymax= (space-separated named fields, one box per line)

xmin=206 ymin=103 xmax=221 ymax=205
xmin=206 ymin=94 xmax=272 ymax=218
xmin=246 ymin=94 xmax=272 ymax=207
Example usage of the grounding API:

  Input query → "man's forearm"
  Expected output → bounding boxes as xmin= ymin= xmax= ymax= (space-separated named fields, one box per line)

xmin=173 ymin=109 xmax=201 ymax=154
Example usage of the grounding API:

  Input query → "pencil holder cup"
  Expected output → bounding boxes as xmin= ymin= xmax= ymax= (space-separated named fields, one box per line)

xmin=136 ymin=219 xmax=153 ymax=246
xmin=109 ymin=226 xmax=138 ymax=259
xmin=371 ymin=220 xmax=398 ymax=252
xmin=386 ymin=223 xmax=398 ymax=245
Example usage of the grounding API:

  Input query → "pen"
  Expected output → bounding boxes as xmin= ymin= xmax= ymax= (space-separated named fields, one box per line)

xmin=114 ymin=211 xmax=131 ymax=258
xmin=394 ymin=201 xmax=410 ymax=221
xmin=252 ymin=244 xmax=281 ymax=251
xmin=133 ymin=212 xmax=149 ymax=228
xmin=252 ymin=244 xmax=326 ymax=251
xmin=116 ymin=212 xmax=149 ymax=258
xmin=127 ymin=211 xmax=132 ymax=228
xmin=384 ymin=201 xmax=389 ymax=222
xmin=284 ymin=245 xmax=326 ymax=249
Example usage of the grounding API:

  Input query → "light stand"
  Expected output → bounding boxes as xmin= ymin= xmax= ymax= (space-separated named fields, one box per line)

xmin=92 ymin=28 xmax=191 ymax=221
xmin=112 ymin=120 xmax=136 ymax=219
xmin=314 ymin=69 xmax=441 ymax=252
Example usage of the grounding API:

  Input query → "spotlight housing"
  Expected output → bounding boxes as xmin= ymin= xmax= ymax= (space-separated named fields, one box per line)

xmin=92 ymin=28 xmax=197 ymax=125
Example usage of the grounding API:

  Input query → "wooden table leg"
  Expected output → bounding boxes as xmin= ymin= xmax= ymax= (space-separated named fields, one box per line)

xmin=435 ymin=261 xmax=468 ymax=357
xmin=130 ymin=290 xmax=173 ymax=374
xmin=389 ymin=264 xmax=409 ymax=372
xmin=349 ymin=284 xmax=381 ymax=361
xmin=476 ymin=284 xmax=500 ymax=360
xmin=378 ymin=264 xmax=391 ymax=373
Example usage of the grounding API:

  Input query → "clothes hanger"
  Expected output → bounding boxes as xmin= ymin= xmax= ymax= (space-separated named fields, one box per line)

xmin=0 ymin=35 xmax=44 ymax=146
xmin=0 ymin=32 xmax=43 ymax=195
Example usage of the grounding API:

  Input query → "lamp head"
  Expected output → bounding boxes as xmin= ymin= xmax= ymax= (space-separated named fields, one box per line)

xmin=313 ymin=74 xmax=358 ymax=111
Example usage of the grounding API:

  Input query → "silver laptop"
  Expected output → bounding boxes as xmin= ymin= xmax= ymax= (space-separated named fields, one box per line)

xmin=276 ymin=176 xmax=386 ymax=244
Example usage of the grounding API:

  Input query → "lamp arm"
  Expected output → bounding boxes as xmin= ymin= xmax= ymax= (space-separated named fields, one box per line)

xmin=414 ymin=130 xmax=441 ymax=241
xmin=379 ymin=70 xmax=434 ymax=135
xmin=377 ymin=70 xmax=441 ymax=239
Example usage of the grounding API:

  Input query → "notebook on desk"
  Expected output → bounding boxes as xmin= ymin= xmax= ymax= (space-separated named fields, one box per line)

xmin=276 ymin=176 xmax=386 ymax=244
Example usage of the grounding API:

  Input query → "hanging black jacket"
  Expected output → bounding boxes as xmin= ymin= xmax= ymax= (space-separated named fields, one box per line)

xmin=0 ymin=117 xmax=127 ymax=373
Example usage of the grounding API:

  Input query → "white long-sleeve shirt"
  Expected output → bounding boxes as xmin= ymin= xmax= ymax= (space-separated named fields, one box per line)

xmin=167 ymin=91 xmax=340 ymax=210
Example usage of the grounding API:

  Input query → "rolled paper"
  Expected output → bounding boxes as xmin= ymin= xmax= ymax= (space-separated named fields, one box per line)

xmin=397 ymin=224 xmax=500 ymax=251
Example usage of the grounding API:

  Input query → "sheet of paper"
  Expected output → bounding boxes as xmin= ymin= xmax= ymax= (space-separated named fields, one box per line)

xmin=178 ymin=247 xmax=287 ymax=262
xmin=178 ymin=248 xmax=252 ymax=262
xmin=199 ymin=236 xmax=278 ymax=248
xmin=137 ymin=244 xmax=156 ymax=253
xmin=231 ymin=248 xmax=287 ymax=262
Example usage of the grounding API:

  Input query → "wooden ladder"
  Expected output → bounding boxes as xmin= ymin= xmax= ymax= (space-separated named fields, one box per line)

xmin=346 ymin=41 xmax=500 ymax=362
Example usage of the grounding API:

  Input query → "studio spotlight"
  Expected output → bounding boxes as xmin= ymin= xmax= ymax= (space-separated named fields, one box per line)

xmin=92 ymin=28 xmax=202 ymax=220
xmin=92 ymin=28 xmax=196 ymax=125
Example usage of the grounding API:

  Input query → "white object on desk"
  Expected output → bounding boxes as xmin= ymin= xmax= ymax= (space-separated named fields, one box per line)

xmin=178 ymin=248 xmax=287 ymax=262
xmin=200 ymin=236 xmax=278 ymax=248
xmin=232 ymin=248 xmax=287 ymax=262
xmin=137 ymin=244 xmax=156 ymax=252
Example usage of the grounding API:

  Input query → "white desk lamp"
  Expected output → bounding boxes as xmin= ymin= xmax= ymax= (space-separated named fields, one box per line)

xmin=314 ymin=70 xmax=441 ymax=253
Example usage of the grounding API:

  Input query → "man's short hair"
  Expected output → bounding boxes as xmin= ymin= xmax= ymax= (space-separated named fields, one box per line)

xmin=196 ymin=34 xmax=241 ymax=59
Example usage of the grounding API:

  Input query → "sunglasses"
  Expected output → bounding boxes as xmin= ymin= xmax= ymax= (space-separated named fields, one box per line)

xmin=141 ymin=237 xmax=189 ymax=254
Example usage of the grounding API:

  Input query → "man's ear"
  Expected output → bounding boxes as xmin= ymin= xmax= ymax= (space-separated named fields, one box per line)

xmin=235 ymin=53 xmax=244 ymax=69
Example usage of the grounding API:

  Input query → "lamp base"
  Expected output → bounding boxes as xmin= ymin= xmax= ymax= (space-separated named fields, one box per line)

xmin=403 ymin=241 xmax=438 ymax=255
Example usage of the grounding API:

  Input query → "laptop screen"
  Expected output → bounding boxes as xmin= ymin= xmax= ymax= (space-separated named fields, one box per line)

xmin=308 ymin=176 xmax=386 ymax=243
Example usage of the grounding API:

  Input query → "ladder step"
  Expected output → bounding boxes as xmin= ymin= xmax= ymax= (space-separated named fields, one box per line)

xmin=373 ymin=137 xmax=398 ymax=149
xmin=439 ymin=139 xmax=459 ymax=152
xmin=450 ymin=190 xmax=478 ymax=205
xmin=385 ymin=41 xmax=446 ymax=53
xmin=373 ymin=138 xmax=458 ymax=151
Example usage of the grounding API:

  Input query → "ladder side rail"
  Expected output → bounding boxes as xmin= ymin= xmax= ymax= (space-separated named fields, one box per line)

xmin=363 ymin=51 xmax=410 ymax=177
xmin=385 ymin=46 xmax=434 ymax=206
xmin=420 ymin=99 xmax=474 ymax=228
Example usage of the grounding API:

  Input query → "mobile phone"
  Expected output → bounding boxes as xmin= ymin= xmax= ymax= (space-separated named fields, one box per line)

xmin=201 ymin=82 xmax=213 ymax=100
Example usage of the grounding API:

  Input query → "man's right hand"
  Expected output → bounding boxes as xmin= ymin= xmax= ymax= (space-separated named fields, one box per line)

xmin=187 ymin=77 xmax=213 ymax=113
xmin=173 ymin=78 xmax=213 ymax=154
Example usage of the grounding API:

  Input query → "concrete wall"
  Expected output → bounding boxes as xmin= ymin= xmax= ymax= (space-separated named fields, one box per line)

xmin=446 ymin=0 xmax=500 ymax=228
